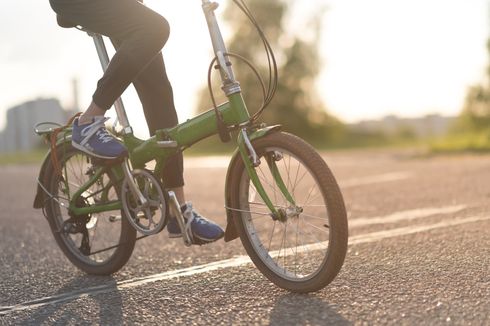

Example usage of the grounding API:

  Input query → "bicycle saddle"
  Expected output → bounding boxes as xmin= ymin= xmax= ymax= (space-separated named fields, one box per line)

xmin=57 ymin=15 xmax=78 ymax=29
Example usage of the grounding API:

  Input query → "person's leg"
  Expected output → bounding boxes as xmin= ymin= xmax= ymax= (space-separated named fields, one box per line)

xmin=131 ymin=53 xmax=224 ymax=243
xmin=51 ymin=0 xmax=223 ymax=241
xmin=51 ymin=0 xmax=170 ymax=112
xmin=123 ymin=50 xmax=225 ymax=243
xmin=50 ymin=0 xmax=170 ymax=158
xmin=79 ymin=102 xmax=106 ymax=125
xmin=130 ymin=53 xmax=185 ymax=191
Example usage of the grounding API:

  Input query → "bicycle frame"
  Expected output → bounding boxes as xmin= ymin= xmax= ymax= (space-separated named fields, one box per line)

xmin=66 ymin=0 xmax=295 ymax=220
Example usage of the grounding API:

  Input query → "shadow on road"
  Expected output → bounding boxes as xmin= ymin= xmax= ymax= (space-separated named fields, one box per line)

xmin=19 ymin=276 xmax=122 ymax=325
xmin=269 ymin=293 xmax=350 ymax=325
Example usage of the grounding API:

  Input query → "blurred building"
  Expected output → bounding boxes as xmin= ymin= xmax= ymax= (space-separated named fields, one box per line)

xmin=349 ymin=114 xmax=456 ymax=138
xmin=0 ymin=98 xmax=76 ymax=153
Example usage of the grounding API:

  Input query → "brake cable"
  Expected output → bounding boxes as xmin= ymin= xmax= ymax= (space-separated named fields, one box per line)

xmin=207 ymin=0 xmax=279 ymax=138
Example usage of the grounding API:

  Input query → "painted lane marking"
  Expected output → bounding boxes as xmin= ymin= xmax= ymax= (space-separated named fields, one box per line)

xmin=1 ymin=214 xmax=488 ymax=316
xmin=349 ymin=205 xmax=467 ymax=227
xmin=341 ymin=172 xmax=412 ymax=188
xmin=348 ymin=215 xmax=489 ymax=245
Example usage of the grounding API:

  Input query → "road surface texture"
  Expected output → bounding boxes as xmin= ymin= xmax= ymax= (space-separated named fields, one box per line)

xmin=0 ymin=148 xmax=488 ymax=325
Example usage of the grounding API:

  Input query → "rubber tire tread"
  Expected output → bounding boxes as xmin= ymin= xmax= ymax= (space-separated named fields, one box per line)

xmin=44 ymin=144 xmax=137 ymax=275
xmin=229 ymin=132 xmax=348 ymax=292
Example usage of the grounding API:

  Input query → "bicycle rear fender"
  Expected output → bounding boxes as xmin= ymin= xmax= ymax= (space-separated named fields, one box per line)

xmin=224 ymin=125 xmax=281 ymax=242
xmin=33 ymin=137 xmax=72 ymax=209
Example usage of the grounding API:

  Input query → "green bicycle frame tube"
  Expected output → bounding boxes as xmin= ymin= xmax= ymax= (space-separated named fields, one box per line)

xmin=69 ymin=166 xmax=122 ymax=216
xmin=66 ymin=0 xmax=286 ymax=218
xmin=125 ymin=93 xmax=250 ymax=168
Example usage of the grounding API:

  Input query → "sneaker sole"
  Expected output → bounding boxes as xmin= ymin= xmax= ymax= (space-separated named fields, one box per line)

xmin=168 ymin=232 xmax=223 ymax=242
xmin=193 ymin=233 xmax=225 ymax=243
xmin=72 ymin=141 xmax=127 ymax=160
xmin=168 ymin=233 xmax=183 ymax=238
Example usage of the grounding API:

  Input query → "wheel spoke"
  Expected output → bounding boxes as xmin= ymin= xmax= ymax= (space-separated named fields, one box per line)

xmin=301 ymin=204 xmax=327 ymax=208
xmin=302 ymin=184 xmax=318 ymax=209
xmin=47 ymin=148 xmax=130 ymax=272
xmin=296 ymin=225 xmax=328 ymax=251
xmin=301 ymin=219 xmax=330 ymax=234
xmin=300 ymin=213 xmax=328 ymax=221
xmin=234 ymin=134 xmax=347 ymax=288
xmin=290 ymin=160 xmax=302 ymax=198
xmin=267 ymin=220 xmax=277 ymax=251
xmin=257 ymin=167 xmax=279 ymax=203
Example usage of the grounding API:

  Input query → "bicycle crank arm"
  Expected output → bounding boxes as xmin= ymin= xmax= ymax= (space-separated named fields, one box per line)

xmin=122 ymin=158 xmax=148 ymax=206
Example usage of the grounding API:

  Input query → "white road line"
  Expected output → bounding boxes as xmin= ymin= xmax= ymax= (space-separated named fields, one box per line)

xmin=1 ymin=214 xmax=488 ymax=316
xmin=349 ymin=205 xmax=467 ymax=227
xmin=341 ymin=172 xmax=412 ymax=188
xmin=349 ymin=215 xmax=489 ymax=245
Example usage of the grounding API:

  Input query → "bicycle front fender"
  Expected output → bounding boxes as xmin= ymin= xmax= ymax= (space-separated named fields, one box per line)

xmin=223 ymin=125 xmax=281 ymax=242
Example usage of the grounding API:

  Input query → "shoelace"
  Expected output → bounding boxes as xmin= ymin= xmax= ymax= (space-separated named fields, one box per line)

xmin=79 ymin=117 xmax=114 ymax=146
xmin=95 ymin=128 xmax=114 ymax=143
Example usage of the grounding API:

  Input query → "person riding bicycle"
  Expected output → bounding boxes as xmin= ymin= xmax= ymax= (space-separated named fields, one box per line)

xmin=48 ymin=0 xmax=224 ymax=244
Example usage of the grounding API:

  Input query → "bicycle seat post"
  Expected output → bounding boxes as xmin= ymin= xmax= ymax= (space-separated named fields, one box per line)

xmin=91 ymin=32 xmax=133 ymax=135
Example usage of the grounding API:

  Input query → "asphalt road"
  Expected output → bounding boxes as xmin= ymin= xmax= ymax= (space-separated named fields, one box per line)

xmin=0 ymin=148 xmax=489 ymax=325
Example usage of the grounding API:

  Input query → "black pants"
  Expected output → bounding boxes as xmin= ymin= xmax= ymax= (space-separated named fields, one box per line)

xmin=49 ymin=0 xmax=184 ymax=188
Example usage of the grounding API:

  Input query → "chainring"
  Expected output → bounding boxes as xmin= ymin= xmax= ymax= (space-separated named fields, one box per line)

xmin=121 ymin=169 xmax=168 ymax=235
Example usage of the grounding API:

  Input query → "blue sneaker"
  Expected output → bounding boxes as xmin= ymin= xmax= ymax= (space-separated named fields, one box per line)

xmin=72 ymin=117 xmax=127 ymax=159
xmin=167 ymin=202 xmax=224 ymax=245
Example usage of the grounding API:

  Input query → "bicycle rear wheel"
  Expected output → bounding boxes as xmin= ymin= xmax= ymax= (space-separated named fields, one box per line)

xmin=229 ymin=132 xmax=348 ymax=292
xmin=44 ymin=143 xmax=136 ymax=275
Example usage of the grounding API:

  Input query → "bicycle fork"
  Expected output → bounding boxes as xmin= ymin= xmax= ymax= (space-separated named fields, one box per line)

xmin=237 ymin=129 xmax=296 ymax=222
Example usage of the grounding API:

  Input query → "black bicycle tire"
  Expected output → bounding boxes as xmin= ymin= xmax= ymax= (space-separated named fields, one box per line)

xmin=229 ymin=132 xmax=348 ymax=292
xmin=44 ymin=143 xmax=137 ymax=275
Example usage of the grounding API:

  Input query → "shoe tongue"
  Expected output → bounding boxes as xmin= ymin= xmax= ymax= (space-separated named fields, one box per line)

xmin=180 ymin=203 xmax=188 ymax=213
xmin=180 ymin=202 xmax=192 ymax=213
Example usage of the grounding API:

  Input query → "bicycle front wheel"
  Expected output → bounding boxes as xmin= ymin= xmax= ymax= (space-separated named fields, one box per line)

xmin=44 ymin=144 xmax=137 ymax=275
xmin=229 ymin=132 xmax=348 ymax=292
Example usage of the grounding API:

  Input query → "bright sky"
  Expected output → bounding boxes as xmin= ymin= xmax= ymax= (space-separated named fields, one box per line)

xmin=0 ymin=0 xmax=488 ymax=139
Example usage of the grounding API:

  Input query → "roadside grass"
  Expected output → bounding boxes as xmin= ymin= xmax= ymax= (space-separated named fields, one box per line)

xmin=0 ymin=149 xmax=46 ymax=165
xmin=184 ymin=131 xmax=430 ymax=155
xmin=430 ymin=132 xmax=490 ymax=153
xmin=0 ymin=138 xmax=425 ymax=166
xmin=6 ymin=133 xmax=484 ymax=166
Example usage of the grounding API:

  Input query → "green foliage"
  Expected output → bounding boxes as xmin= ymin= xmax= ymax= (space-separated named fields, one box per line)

xmin=196 ymin=0 xmax=345 ymax=145
xmin=432 ymin=38 xmax=490 ymax=152
xmin=452 ymin=85 xmax=490 ymax=134
xmin=452 ymin=39 xmax=490 ymax=134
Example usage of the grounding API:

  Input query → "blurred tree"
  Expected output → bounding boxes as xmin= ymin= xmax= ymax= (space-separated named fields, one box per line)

xmin=453 ymin=39 xmax=490 ymax=133
xmin=196 ymin=0 xmax=345 ymax=146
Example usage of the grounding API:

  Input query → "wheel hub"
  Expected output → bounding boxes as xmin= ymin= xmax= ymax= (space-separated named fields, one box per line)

xmin=273 ymin=206 xmax=303 ymax=222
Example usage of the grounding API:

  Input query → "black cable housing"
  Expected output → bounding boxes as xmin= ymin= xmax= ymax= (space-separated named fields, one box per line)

xmin=207 ymin=0 xmax=279 ymax=131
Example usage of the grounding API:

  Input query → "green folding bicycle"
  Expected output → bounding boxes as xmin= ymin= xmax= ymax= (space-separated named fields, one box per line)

xmin=33 ymin=0 xmax=348 ymax=293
